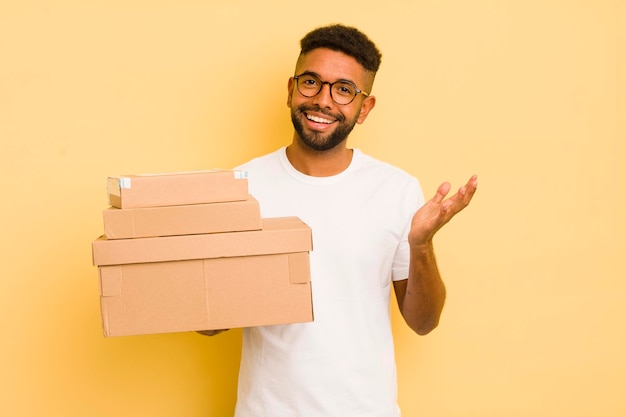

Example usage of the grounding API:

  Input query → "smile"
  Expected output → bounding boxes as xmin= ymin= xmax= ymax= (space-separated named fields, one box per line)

xmin=306 ymin=113 xmax=335 ymax=124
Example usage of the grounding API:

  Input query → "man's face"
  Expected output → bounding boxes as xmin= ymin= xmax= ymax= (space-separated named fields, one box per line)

xmin=287 ymin=48 xmax=376 ymax=152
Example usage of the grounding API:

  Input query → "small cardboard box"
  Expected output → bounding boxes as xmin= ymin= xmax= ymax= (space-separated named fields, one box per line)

xmin=103 ymin=196 xmax=262 ymax=239
xmin=92 ymin=217 xmax=311 ymax=266
xmin=107 ymin=169 xmax=249 ymax=209
xmin=99 ymin=252 xmax=312 ymax=336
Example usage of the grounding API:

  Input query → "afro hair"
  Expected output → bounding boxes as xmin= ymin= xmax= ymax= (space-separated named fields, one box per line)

xmin=299 ymin=24 xmax=382 ymax=73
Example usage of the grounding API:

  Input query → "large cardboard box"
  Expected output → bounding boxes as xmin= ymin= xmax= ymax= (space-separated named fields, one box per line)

xmin=103 ymin=196 xmax=262 ymax=239
xmin=107 ymin=169 xmax=249 ymax=208
xmin=92 ymin=217 xmax=314 ymax=336
xmin=99 ymin=252 xmax=312 ymax=336
xmin=92 ymin=217 xmax=311 ymax=266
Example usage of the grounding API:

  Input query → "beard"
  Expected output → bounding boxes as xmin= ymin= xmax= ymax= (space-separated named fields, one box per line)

xmin=290 ymin=105 xmax=359 ymax=152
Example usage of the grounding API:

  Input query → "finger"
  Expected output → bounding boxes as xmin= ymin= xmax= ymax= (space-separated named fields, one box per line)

xmin=464 ymin=175 xmax=478 ymax=194
xmin=432 ymin=182 xmax=451 ymax=204
xmin=453 ymin=175 xmax=477 ymax=200
xmin=448 ymin=186 xmax=477 ymax=215
xmin=461 ymin=175 xmax=478 ymax=202
xmin=441 ymin=184 xmax=473 ymax=213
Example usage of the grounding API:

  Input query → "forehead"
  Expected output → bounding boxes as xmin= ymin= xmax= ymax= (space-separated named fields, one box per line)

xmin=295 ymin=48 xmax=369 ymax=85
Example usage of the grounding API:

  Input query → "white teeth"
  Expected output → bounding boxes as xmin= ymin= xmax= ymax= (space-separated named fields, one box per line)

xmin=307 ymin=114 xmax=333 ymax=124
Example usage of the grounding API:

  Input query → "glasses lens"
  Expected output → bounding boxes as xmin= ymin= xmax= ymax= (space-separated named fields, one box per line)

xmin=332 ymin=82 xmax=357 ymax=105
xmin=296 ymin=74 xmax=322 ymax=97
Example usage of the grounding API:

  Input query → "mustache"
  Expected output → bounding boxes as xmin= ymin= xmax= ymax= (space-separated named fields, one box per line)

xmin=296 ymin=105 xmax=345 ymax=122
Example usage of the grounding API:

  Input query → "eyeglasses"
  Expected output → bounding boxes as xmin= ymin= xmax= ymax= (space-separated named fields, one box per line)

xmin=294 ymin=72 xmax=369 ymax=105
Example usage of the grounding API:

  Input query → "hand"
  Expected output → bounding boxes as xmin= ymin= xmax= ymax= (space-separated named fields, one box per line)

xmin=409 ymin=175 xmax=478 ymax=247
xmin=196 ymin=329 xmax=229 ymax=337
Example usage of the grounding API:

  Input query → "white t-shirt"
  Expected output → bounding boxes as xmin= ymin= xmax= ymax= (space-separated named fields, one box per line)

xmin=234 ymin=147 xmax=424 ymax=417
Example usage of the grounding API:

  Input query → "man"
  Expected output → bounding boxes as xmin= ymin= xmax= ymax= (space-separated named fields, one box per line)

xmin=201 ymin=24 xmax=477 ymax=416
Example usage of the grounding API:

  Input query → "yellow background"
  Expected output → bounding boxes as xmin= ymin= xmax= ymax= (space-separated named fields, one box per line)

xmin=1 ymin=1 xmax=624 ymax=416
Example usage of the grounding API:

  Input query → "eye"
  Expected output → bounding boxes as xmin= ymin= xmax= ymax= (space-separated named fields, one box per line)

xmin=299 ymin=75 xmax=320 ymax=88
xmin=334 ymin=83 xmax=356 ymax=97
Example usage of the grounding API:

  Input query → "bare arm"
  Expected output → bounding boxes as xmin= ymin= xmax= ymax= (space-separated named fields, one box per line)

xmin=394 ymin=175 xmax=478 ymax=335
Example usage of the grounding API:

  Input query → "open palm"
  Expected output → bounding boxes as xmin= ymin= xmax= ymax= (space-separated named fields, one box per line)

xmin=409 ymin=175 xmax=478 ymax=247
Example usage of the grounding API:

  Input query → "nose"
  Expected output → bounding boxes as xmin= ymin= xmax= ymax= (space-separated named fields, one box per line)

xmin=312 ymin=82 xmax=334 ymax=108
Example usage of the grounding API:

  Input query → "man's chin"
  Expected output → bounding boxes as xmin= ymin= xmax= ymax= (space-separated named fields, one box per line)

xmin=300 ymin=135 xmax=346 ymax=152
xmin=292 ymin=114 xmax=352 ymax=152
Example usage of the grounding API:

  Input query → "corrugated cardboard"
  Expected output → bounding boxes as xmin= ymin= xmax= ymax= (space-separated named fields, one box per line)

xmin=92 ymin=216 xmax=314 ymax=336
xmin=103 ymin=196 xmax=262 ymax=239
xmin=99 ymin=252 xmax=313 ymax=336
xmin=107 ymin=169 xmax=249 ymax=208
xmin=92 ymin=217 xmax=312 ymax=266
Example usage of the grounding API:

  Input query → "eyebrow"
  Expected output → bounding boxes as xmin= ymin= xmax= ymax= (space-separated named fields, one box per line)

xmin=298 ymin=71 xmax=358 ymax=87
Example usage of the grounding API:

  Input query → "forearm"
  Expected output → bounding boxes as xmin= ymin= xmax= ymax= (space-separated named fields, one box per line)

xmin=397 ymin=175 xmax=476 ymax=334
xmin=398 ymin=243 xmax=446 ymax=335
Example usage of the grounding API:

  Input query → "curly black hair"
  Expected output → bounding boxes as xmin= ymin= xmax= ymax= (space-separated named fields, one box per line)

xmin=299 ymin=24 xmax=382 ymax=73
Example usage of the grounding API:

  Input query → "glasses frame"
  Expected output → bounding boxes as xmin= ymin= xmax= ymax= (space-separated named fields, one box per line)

xmin=293 ymin=72 xmax=369 ymax=105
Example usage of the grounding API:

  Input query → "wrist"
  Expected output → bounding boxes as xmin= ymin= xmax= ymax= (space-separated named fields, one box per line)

xmin=410 ymin=240 xmax=434 ymax=254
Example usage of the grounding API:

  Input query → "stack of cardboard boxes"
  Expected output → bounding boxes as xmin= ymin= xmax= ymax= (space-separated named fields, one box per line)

xmin=91 ymin=170 xmax=313 ymax=337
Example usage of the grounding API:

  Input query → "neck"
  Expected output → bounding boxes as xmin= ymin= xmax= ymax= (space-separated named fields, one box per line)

xmin=286 ymin=139 xmax=353 ymax=177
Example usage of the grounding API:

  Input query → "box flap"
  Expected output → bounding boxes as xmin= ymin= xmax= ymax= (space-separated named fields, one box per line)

xmin=288 ymin=252 xmax=310 ymax=284
xmin=99 ymin=266 xmax=122 ymax=296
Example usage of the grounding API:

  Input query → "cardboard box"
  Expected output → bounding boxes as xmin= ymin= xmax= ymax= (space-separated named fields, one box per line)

xmin=92 ymin=216 xmax=314 ymax=336
xmin=99 ymin=252 xmax=312 ymax=336
xmin=107 ymin=169 xmax=249 ymax=208
xmin=103 ymin=196 xmax=262 ymax=239
xmin=92 ymin=217 xmax=312 ymax=266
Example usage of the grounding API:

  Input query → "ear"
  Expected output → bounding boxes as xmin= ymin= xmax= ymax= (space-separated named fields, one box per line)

xmin=287 ymin=77 xmax=295 ymax=108
xmin=356 ymin=95 xmax=376 ymax=124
